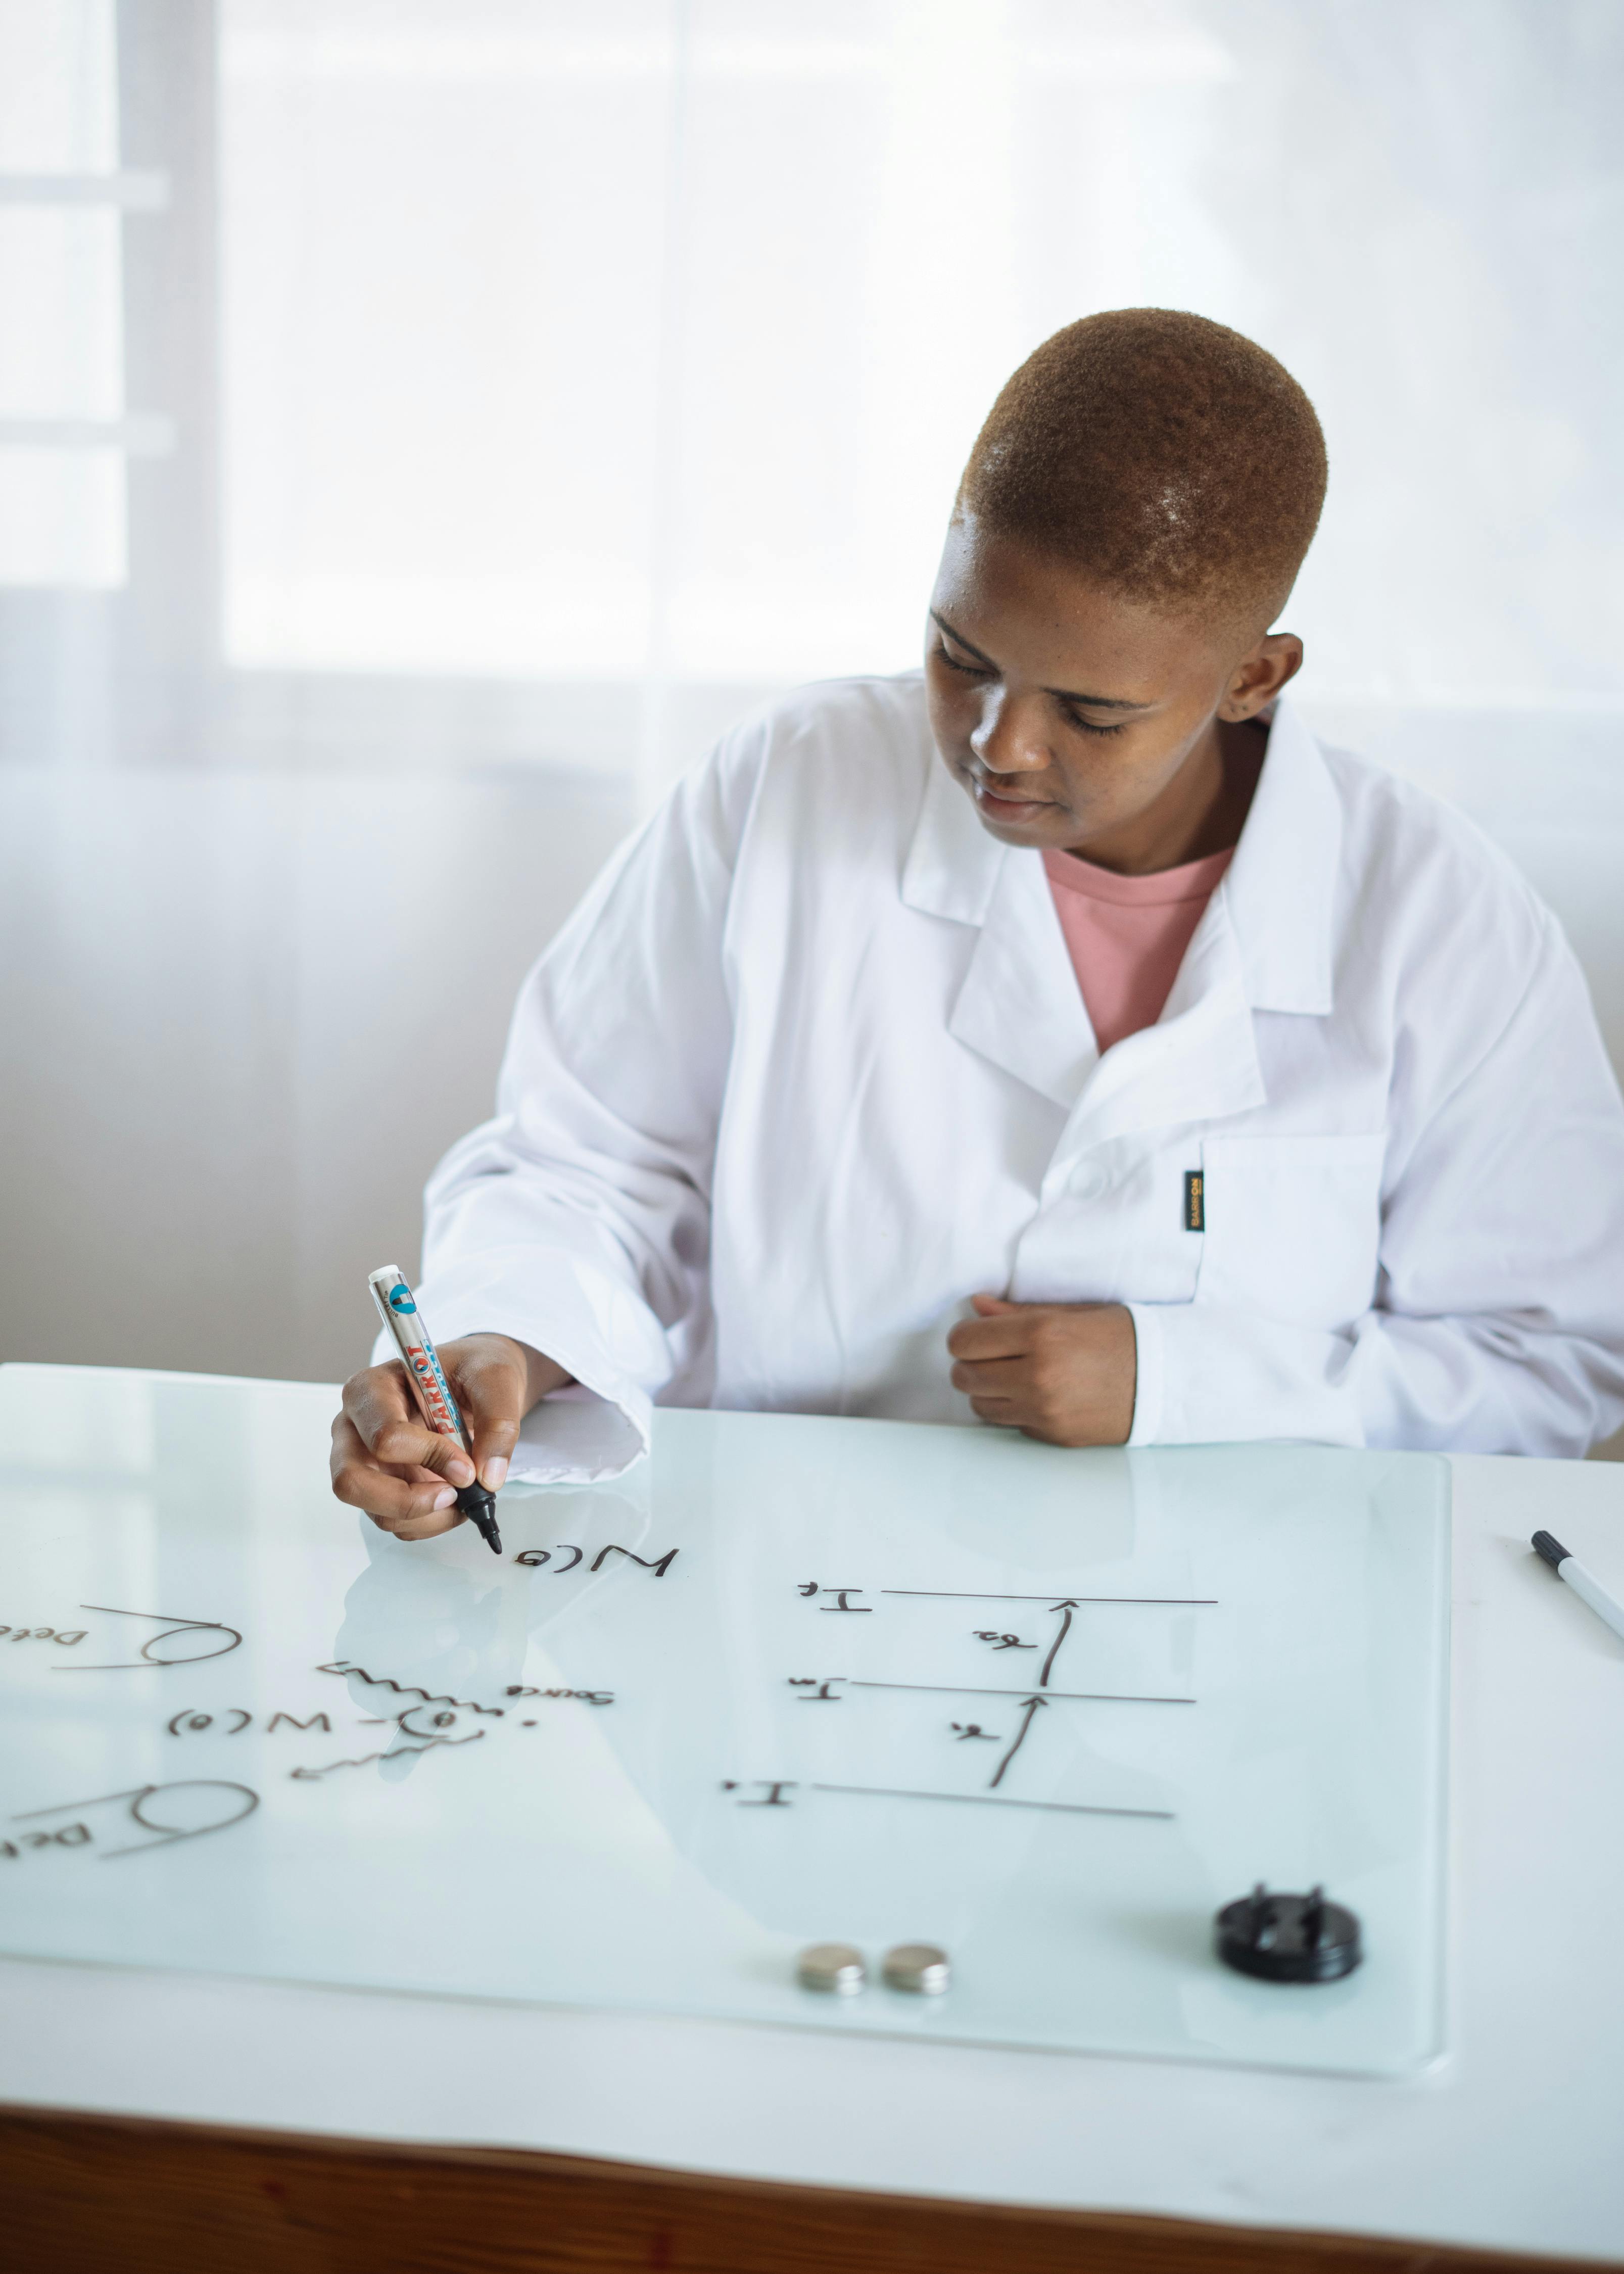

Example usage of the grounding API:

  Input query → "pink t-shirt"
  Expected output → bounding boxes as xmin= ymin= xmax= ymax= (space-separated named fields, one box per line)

xmin=1042 ymin=843 xmax=1234 ymax=1055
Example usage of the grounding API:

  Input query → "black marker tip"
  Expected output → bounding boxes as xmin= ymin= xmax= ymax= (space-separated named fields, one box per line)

xmin=456 ymin=1483 xmax=503 ymax=1555
xmin=1532 ymin=1529 xmax=1569 ymax=1571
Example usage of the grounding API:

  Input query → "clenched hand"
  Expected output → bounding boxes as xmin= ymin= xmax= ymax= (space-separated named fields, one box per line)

xmin=947 ymin=1296 xmax=1136 ymax=1446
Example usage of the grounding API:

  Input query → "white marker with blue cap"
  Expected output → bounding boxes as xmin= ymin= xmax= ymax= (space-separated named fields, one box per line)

xmin=1532 ymin=1530 xmax=1624 ymax=1643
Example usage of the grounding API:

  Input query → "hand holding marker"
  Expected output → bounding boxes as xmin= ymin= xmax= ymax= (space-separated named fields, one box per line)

xmin=367 ymin=1267 xmax=503 ymax=1554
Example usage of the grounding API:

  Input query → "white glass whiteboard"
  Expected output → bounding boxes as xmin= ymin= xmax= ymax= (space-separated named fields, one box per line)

xmin=0 ymin=1365 xmax=1448 ymax=2076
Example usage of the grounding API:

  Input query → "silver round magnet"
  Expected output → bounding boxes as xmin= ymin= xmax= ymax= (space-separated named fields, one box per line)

xmin=796 ymin=1941 xmax=866 ymax=1995
xmin=882 ymin=1941 xmax=950 ymax=1995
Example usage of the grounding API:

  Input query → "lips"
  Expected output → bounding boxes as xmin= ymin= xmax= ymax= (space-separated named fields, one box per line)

xmin=973 ymin=777 xmax=1052 ymax=812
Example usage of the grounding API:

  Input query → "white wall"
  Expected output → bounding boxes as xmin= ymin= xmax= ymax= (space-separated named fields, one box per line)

xmin=0 ymin=763 xmax=630 ymax=1384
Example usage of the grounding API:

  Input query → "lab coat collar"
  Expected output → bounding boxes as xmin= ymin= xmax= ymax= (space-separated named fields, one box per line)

xmin=1221 ymin=694 xmax=1340 ymax=1017
xmin=902 ymin=740 xmax=1094 ymax=1107
xmin=899 ymin=694 xmax=1342 ymax=1119
xmin=900 ymin=735 xmax=1006 ymax=928
xmin=1073 ymin=704 xmax=1346 ymax=1140
xmin=944 ymin=845 xmax=1101 ymax=1109
xmin=901 ymin=694 xmax=1341 ymax=995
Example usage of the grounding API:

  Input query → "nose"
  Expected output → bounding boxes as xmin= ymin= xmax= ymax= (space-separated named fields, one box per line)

xmin=970 ymin=689 xmax=1052 ymax=778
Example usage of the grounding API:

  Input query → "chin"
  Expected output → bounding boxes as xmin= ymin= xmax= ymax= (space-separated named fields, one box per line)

xmin=976 ymin=811 xmax=1048 ymax=845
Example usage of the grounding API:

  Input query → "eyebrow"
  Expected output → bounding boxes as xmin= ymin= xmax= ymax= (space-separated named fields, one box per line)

xmin=930 ymin=611 xmax=1154 ymax=712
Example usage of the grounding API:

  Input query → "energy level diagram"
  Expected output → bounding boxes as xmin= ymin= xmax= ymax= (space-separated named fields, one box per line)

xmin=723 ymin=1579 xmax=1218 ymax=1824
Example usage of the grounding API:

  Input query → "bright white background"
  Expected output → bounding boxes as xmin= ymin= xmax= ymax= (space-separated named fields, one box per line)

xmin=218 ymin=0 xmax=1624 ymax=733
xmin=1 ymin=0 xmax=1621 ymax=1398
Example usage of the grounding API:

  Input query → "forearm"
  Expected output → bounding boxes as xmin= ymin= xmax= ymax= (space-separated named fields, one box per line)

xmin=1127 ymin=1301 xmax=1624 ymax=1455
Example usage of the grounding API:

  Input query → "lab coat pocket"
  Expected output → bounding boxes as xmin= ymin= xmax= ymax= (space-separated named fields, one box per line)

xmin=1195 ymin=1132 xmax=1387 ymax=1330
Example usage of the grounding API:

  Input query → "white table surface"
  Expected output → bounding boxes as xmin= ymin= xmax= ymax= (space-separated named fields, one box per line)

xmin=2 ymin=1418 xmax=1621 ymax=2266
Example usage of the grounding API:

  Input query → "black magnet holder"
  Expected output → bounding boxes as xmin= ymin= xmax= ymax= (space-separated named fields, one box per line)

xmin=456 ymin=1482 xmax=503 ymax=1556
xmin=1214 ymin=1883 xmax=1361 ymax=1983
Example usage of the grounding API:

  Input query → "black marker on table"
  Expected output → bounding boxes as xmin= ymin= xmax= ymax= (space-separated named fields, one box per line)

xmin=1532 ymin=1530 xmax=1624 ymax=1643
xmin=367 ymin=1265 xmax=502 ymax=1554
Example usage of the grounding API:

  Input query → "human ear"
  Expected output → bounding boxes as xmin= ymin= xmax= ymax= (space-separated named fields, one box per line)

xmin=1216 ymin=632 xmax=1304 ymax=722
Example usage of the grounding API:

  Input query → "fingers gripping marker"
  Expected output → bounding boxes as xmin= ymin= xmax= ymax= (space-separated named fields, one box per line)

xmin=365 ymin=1265 xmax=502 ymax=1554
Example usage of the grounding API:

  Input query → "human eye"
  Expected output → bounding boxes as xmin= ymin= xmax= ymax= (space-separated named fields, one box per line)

xmin=935 ymin=635 xmax=991 ymax=678
xmin=1061 ymin=705 xmax=1129 ymax=738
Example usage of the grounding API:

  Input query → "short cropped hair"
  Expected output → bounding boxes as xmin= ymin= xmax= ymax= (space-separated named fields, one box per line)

xmin=959 ymin=309 xmax=1327 ymax=631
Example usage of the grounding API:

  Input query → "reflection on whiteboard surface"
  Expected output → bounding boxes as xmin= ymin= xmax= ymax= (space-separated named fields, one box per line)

xmin=0 ymin=1366 xmax=1448 ymax=2076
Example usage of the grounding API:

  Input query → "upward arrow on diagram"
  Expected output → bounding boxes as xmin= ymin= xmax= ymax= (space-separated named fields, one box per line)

xmin=988 ymin=1693 xmax=1048 ymax=1789
xmin=1038 ymin=1602 xmax=1076 ymax=1689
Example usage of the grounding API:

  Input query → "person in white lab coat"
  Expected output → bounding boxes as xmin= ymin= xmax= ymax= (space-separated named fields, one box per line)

xmin=331 ymin=311 xmax=1624 ymax=1534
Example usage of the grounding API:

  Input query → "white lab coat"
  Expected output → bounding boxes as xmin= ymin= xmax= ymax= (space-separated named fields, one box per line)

xmin=413 ymin=675 xmax=1624 ymax=1477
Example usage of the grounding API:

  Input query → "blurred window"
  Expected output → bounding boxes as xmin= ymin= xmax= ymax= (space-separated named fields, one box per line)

xmin=1 ymin=1 xmax=1620 ymax=784
xmin=0 ymin=0 xmax=129 ymax=588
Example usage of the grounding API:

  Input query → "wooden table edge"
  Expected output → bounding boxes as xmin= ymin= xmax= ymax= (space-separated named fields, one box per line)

xmin=0 ymin=2100 xmax=1608 ymax=2272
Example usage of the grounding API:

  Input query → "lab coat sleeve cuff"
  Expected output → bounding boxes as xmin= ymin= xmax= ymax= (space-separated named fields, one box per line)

xmin=1123 ymin=1301 xmax=1363 ymax=1448
xmin=1124 ymin=1302 xmax=1166 ymax=1446
xmin=369 ymin=1249 xmax=664 ymax=1484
